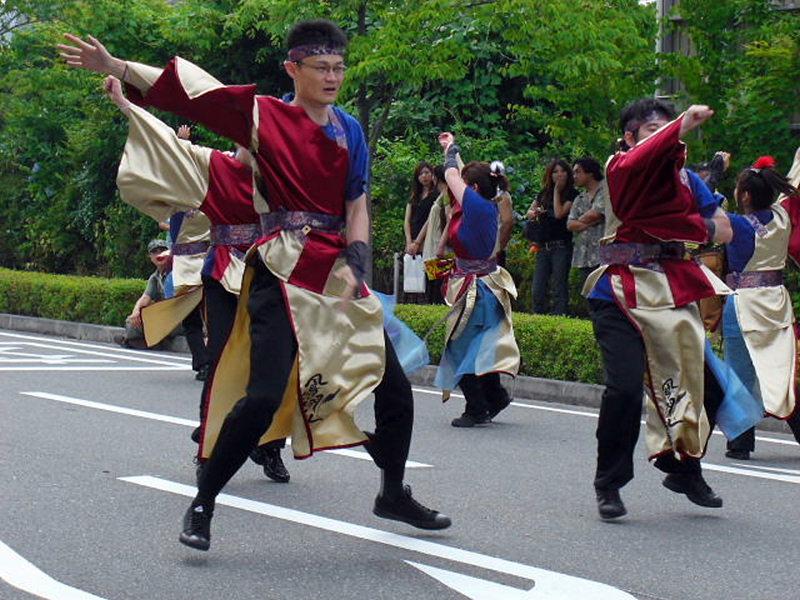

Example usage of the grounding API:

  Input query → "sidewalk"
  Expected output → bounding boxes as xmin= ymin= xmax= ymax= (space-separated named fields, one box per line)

xmin=1 ymin=312 xmax=793 ymax=435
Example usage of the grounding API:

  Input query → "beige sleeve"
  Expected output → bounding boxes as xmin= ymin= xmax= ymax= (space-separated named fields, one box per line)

xmin=124 ymin=61 xmax=164 ymax=94
xmin=116 ymin=104 xmax=213 ymax=222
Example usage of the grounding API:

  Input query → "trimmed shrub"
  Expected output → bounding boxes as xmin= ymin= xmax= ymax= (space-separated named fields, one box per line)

xmin=0 ymin=267 xmax=143 ymax=326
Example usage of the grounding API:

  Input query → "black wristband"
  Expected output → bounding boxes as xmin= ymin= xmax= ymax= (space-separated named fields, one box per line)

xmin=444 ymin=144 xmax=461 ymax=171
xmin=704 ymin=217 xmax=716 ymax=240
xmin=344 ymin=241 xmax=369 ymax=293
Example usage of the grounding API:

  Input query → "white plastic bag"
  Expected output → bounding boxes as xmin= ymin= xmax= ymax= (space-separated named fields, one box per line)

xmin=403 ymin=254 xmax=426 ymax=293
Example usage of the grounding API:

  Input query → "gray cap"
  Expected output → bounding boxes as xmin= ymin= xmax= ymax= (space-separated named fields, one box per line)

xmin=147 ymin=238 xmax=169 ymax=254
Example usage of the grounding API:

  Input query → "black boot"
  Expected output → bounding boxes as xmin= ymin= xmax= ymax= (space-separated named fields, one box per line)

xmin=451 ymin=412 xmax=489 ymax=428
xmin=595 ymin=488 xmax=627 ymax=520
xmin=662 ymin=473 xmax=723 ymax=508
xmin=263 ymin=447 xmax=290 ymax=483
xmin=373 ymin=474 xmax=451 ymax=530
xmin=179 ymin=501 xmax=213 ymax=551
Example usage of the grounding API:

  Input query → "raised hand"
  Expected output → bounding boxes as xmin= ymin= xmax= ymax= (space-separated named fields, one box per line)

xmin=58 ymin=34 xmax=126 ymax=78
xmin=438 ymin=132 xmax=455 ymax=150
xmin=103 ymin=76 xmax=132 ymax=114
xmin=177 ymin=125 xmax=192 ymax=140
xmin=679 ymin=105 xmax=714 ymax=137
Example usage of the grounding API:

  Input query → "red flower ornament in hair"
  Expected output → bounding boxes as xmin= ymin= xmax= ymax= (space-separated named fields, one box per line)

xmin=752 ymin=156 xmax=777 ymax=170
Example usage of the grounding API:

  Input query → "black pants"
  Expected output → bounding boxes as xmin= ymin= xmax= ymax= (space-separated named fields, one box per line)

xmin=728 ymin=410 xmax=800 ymax=452
xmin=197 ymin=262 xmax=413 ymax=501
xmin=459 ymin=373 xmax=509 ymax=418
xmin=182 ymin=301 xmax=209 ymax=372
xmin=199 ymin=275 xmax=284 ymax=452
xmin=590 ymin=299 xmax=723 ymax=491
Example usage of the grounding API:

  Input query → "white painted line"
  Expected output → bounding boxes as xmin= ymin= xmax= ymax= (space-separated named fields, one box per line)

xmin=20 ymin=392 xmax=198 ymax=427
xmin=730 ymin=463 xmax=800 ymax=476
xmin=1 ymin=366 xmax=186 ymax=372
xmin=0 ymin=540 xmax=107 ymax=600
xmin=413 ymin=386 xmax=798 ymax=447
xmin=0 ymin=359 xmax=115 ymax=364
xmin=0 ymin=331 xmax=193 ymax=362
xmin=120 ymin=475 xmax=635 ymax=599
xmin=20 ymin=392 xmax=430 ymax=468
xmin=703 ymin=462 xmax=800 ymax=485
xmin=327 ymin=448 xmax=432 ymax=468
xmin=2 ymin=340 xmax=191 ymax=368
xmin=407 ymin=561 xmax=539 ymax=599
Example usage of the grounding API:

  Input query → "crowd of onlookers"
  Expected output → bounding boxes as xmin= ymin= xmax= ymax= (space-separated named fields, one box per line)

xmin=401 ymin=157 xmax=606 ymax=315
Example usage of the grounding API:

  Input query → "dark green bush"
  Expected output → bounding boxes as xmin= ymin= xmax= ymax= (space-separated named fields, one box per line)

xmin=0 ymin=267 xmax=142 ymax=325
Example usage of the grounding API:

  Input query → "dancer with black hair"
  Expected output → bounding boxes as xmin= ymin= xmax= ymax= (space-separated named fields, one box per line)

xmin=60 ymin=19 xmax=450 ymax=552
xmin=585 ymin=98 xmax=734 ymax=520
xmin=434 ymin=132 xmax=520 ymax=427
xmin=721 ymin=155 xmax=800 ymax=459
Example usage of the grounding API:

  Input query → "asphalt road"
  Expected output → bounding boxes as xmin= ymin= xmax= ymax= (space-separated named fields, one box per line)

xmin=2 ymin=328 xmax=799 ymax=600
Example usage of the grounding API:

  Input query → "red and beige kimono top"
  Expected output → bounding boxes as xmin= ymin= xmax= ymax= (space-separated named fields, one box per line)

xmin=123 ymin=57 xmax=384 ymax=459
xmin=584 ymin=115 xmax=731 ymax=460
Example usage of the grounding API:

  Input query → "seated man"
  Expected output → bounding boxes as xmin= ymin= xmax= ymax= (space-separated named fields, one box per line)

xmin=119 ymin=238 xmax=170 ymax=349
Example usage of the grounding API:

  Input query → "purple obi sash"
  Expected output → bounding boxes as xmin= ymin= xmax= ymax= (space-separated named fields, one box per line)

xmin=453 ymin=257 xmax=498 ymax=277
xmin=210 ymin=223 xmax=260 ymax=247
xmin=725 ymin=270 xmax=783 ymax=290
xmin=599 ymin=242 xmax=686 ymax=265
xmin=171 ymin=241 xmax=210 ymax=256
xmin=259 ymin=211 xmax=344 ymax=243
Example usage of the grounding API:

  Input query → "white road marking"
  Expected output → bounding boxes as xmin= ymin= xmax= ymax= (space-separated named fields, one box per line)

xmin=407 ymin=561 xmax=556 ymax=600
xmin=730 ymin=463 xmax=800 ymax=476
xmin=120 ymin=475 xmax=636 ymax=599
xmin=19 ymin=392 xmax=430 ymax=468
xmin=0 ymin=540 xmax=107 ymax=600
xmin=0 ymin=331 xmax=192 ymax=363
xmin=412 ymin=386 xmax=798 ymax=447
xmin=703 ymin=463 xmax=800 ymax=485
xmin=0 ymin=359 xmax=115 ymax=364
xmin=20 ymin=392 xmax=198 ymax=427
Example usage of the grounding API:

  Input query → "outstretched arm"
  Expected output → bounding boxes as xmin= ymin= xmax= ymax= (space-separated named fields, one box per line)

xmin=60 ymin=34 xmax=254 ymax=148
xmin=105 ymin=76 xmax=212 ymax=221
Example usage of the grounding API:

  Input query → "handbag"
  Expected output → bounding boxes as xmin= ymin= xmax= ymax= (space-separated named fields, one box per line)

xmin=403 ymin=254 xmax=426 ymax=293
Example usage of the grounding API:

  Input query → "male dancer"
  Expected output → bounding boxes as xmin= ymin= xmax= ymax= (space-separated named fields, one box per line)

xmin=60 ymin=20 xmax=450 ymax=551
xmin=106 ymin=76 xmax=290 ymax=483
xmin=584 ymin=98 xmax=733 ymax=519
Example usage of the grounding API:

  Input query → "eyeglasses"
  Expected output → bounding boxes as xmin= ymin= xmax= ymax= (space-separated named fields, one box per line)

xmin=295 ymin=61 xmax=347 ymax=76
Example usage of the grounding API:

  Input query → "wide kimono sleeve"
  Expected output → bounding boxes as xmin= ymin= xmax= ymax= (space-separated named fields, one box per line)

xmin=124 ymin=57 xmax=256 ymax=149
xmin=116 ymin=103 xmax=213 ymax=223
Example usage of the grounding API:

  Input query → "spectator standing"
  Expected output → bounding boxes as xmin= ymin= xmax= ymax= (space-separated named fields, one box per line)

xmin=404 ymin=161 xmax=438 ymax=302
xmin=568 ymin=157 xmax=606 ymax=290
xmin=527 ymin=159 xmax=577 ymax=315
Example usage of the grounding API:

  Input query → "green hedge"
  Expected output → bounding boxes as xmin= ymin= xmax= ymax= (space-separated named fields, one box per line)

xmin=0 ymin=267 xmax=605 ymax=384
xmin=0 ymin=267 xmax=143 ymax=326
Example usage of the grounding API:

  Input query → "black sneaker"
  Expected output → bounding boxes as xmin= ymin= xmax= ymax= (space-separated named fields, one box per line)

xmin=195 ymin=365 xmax=209 ymax=381
xmin=662 ymin=473 xmax=723 ymax=508
xmin=725 ymin=449 xmax=750 ymax=460
xmin=373 ymin=485 xmax=452 ymax=530
xmin=451 ymin=413 xmax=489 ymax=428
xmin=190 ymin=426 xmax=201 ymax=444
xmin=488 ymin=395 xmax=512 ymax=420
xmin=595 ymin=488 xmax=627 ymax=520
xmin=179 ymin=503 xmax=213 ymax=551
xmin=263 ymin=448 xmax=290 ymax=483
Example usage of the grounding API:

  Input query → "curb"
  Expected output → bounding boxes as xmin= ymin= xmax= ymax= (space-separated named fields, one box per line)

xmin=1 ymin=313 xmax=793 ymax=436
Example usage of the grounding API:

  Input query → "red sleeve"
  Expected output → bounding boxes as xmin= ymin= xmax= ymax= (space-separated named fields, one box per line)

xmin=781 ymin=195 xmax=800 ymax=266
xmin=610 ymin=115 xmax=685 ymax=177
xmin=126 ymin=57 xmax=255 ymax=148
